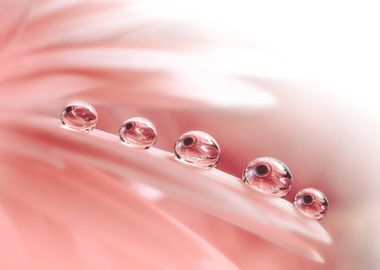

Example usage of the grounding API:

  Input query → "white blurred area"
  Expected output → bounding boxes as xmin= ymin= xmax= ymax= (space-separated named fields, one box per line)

xmin=135 ymin=0 xmax=380 ymax=114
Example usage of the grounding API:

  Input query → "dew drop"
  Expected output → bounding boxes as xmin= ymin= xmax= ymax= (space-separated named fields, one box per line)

xmin=174 ymin=131 xmax=220 ymax=169
xmin=242 ymin=157 xmax=293 ymax=197
xmin=60 ymin=102 xmax=98 ymax=132
xmin=294 ymin=188 xmax=328 ymax=220
xmin=119 ymin=117 xmax=157 ymax=149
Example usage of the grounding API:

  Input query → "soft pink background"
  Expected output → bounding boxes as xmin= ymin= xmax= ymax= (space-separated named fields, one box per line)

xmin=1 ymin=1 xmax=379 ymax=269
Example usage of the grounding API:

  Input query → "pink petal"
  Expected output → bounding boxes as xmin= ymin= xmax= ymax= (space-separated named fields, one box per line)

xmin=0 ymin=0 xmax=31 ymax=48
xmin=0 ymin=132 xmax=238 ymax=269
xmin=0 ymin=115 xmax=331 ymax=264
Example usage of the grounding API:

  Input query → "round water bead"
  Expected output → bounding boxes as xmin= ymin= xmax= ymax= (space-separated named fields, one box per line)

xmin=119 ymin=117 xmax=157 ymax=149
xmin=242 ymin=157 xmax=293 ymax=197
xmin=60 ymin=102 xmax=98 ymax=132
xmin=294 ymin=188 xmax=328 ymax=220
xmin=174 ymin=131 xmax=220 ymax=169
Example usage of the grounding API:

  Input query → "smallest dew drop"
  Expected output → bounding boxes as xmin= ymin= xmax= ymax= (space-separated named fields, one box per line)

xmin=119 ymin=117 xmax=157 ymax=149
xmin=60 ymin=101 xmax=98 ymax=132
xmin=173 ymin=131 xmax=221 ymax=169
xmin=294 ymin=188 xmax=329 ymax=220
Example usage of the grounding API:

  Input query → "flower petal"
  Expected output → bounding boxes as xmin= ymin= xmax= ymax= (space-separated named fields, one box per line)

xmin=0 ymin=115 xmax=331 ymax=263
xmin=0 ymin=48 xmax=276 ymax=110
xmin=0 ymin=0 xmax=31 ymax=49
xmin=0 ymin=137 xmax=238 ymax=269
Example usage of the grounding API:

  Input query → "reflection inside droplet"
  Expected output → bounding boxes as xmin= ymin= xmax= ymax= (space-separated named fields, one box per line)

xmin=174 ymin=131 xmax=220 ymax=169
xmin=294 ymin=188 xmax=328 ymax=220
xmin=60 ymin=102 xmax=98 ymax=132
xmin=119 ymin=117 xmax=157 ymax=149
xmin=242 ymin=157 xmax=293 ymax=197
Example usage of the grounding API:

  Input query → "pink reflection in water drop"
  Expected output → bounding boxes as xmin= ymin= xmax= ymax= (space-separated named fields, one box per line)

xmin=174 ymin=131 xmax=220 ymax=169
xmin=242 ymin=157 xmax=293 ymax=197
xmin=60 ymin=102 xmax=98 ymax=132
xmin=119 ymin=117 xmax=157 ymax=149
xmin=294 ymin=188 xmax=329 ymax=220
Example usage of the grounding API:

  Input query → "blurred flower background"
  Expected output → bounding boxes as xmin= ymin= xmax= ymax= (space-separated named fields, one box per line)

xmin=0 ymin=0 xmax=379 ymax=269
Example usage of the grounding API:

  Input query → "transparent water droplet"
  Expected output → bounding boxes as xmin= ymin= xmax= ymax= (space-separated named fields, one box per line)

xmin=119 ymin=117 xmax=157 ymax=149
xmin=60 ymin=102 xmax=98 ymax=132
xmin=174 ymin=131 xmax=220 ymax=169
xmin=294 ymin=188 xmax=328 ymax=220
xmin=242 ymin=157 xmax=293 ymax=197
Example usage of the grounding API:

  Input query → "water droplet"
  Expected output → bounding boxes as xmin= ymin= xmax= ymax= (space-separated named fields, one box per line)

xmin=294 ymin=188 xmax=328 ymax=220
xmin=119 ymin=117 xmax=157 ymax=149
xmin=242 ymin=157 xmax=293 ymax=197
xmin=60 ymin=102 xmax=98 ymax=132
xmin=174 ymin=131 xmax=220 ymax=169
